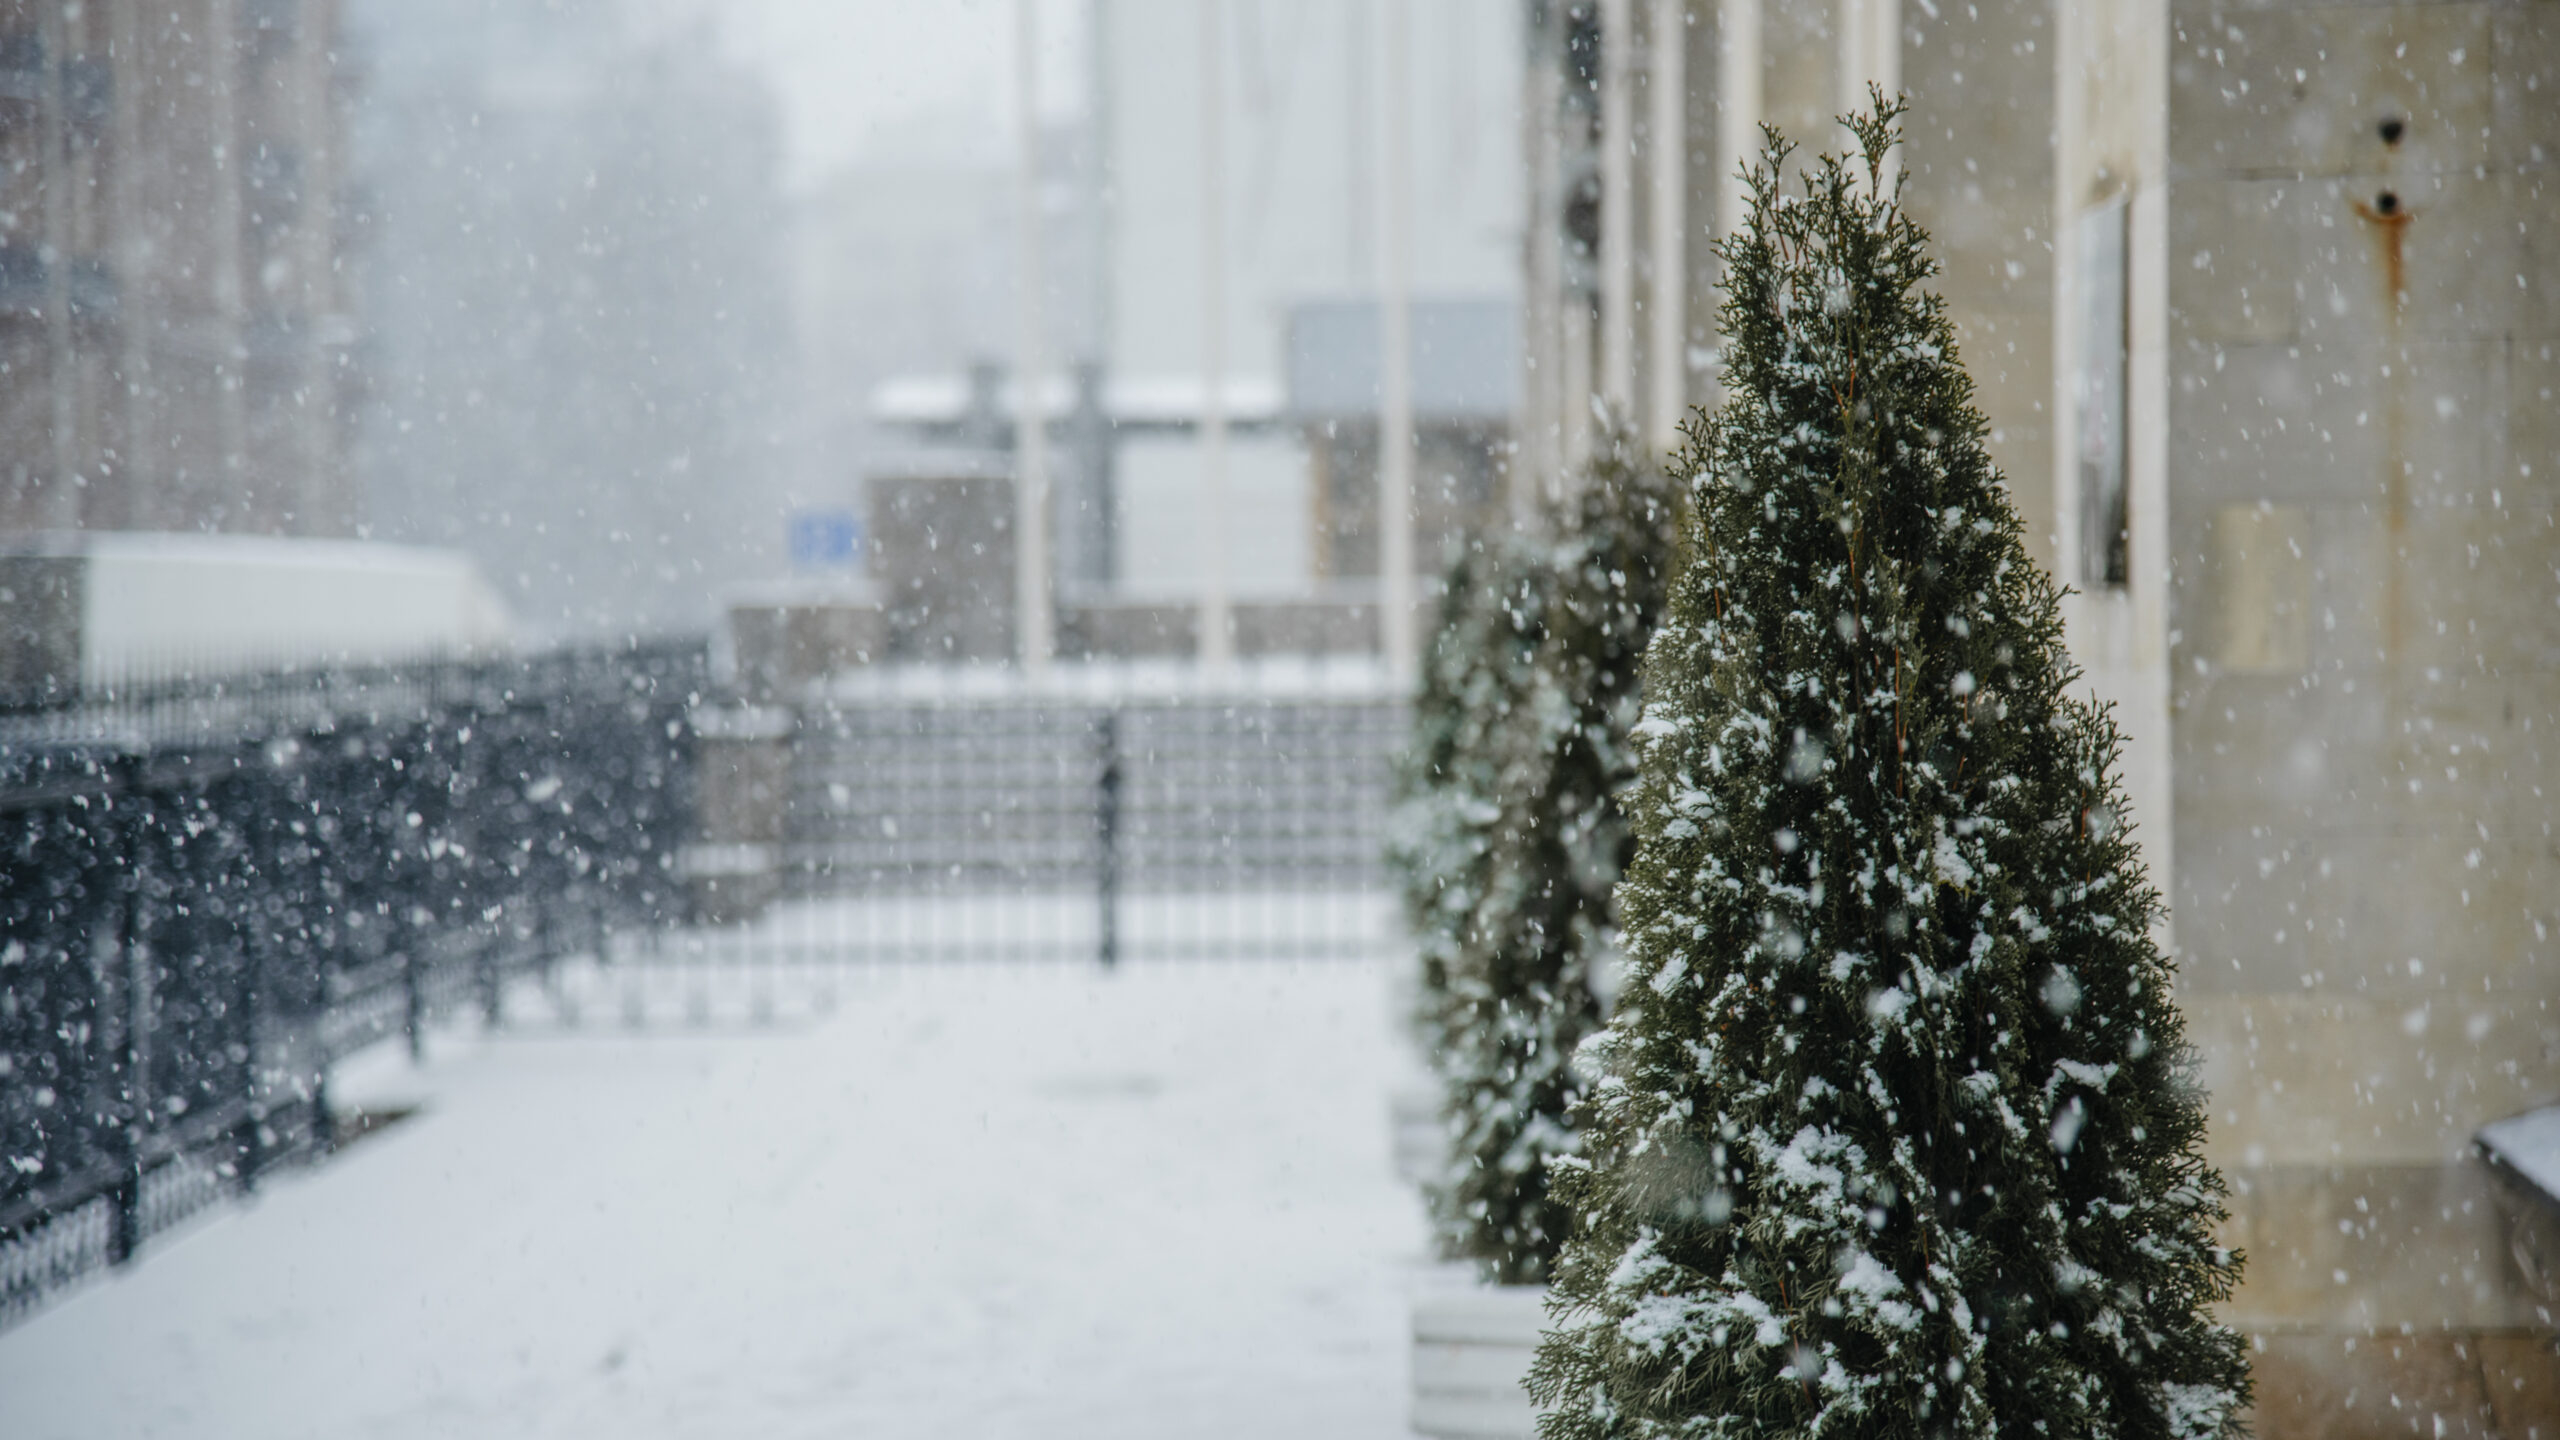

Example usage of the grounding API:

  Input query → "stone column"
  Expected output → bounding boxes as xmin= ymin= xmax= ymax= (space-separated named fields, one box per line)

xmin=2065 ymin=0 xmax=2560 ymax=1432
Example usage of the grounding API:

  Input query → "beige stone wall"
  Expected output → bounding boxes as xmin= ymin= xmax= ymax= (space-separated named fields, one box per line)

xmin=2148 ymin=0 xmax=2560 ymax=1430
xmin=1543 ymin=0 xmax=2560 ymax=1429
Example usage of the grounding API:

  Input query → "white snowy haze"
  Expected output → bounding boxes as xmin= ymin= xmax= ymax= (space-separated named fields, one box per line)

xmin=348 ymin=0 xmax=795 ymax=642
xmin=347 ymin=0 xmax=1079 ymax=644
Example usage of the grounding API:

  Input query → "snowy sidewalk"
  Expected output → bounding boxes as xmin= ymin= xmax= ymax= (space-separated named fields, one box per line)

xmin=0 ymin=962 xmax=1430 ymax=1440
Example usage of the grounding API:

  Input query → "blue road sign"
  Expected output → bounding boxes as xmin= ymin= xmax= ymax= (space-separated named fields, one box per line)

xmin=789 ymin=510 xmax=862 ymax=569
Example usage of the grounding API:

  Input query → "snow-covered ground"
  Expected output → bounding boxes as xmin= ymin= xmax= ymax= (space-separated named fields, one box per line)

xmin=0 ymin=960 xmax=1433 ymax=1440
xmin=656 ymin=889 xmax=1396 ymax=966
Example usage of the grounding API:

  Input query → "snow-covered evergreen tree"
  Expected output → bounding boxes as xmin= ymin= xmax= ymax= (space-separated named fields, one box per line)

xmin=1396 ymin=432 xmax=1684 ymax=1285
xmin=1394 ymin=529 xmax=1552 ymax=1051
xmin=1530 ymin=100 xmax=2250 ymax=1439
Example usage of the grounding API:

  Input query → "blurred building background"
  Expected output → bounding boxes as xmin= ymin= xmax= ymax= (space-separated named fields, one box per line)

xmin=345 ymin=0 xmax=793 ymax=642
xmin=1089 ymin=0 xmax=1519 ymax=598
xmin=0 ymin=0 xmax=357 ymax=540
xmin=1524 ymin=1 xmax=2560 ymax=1434
xmin=0 ymin=0 xmax=800 ymax=669
xmin=793 ymin=106 xmax=1108 ymax=588
xmin=844 ymin=0 xmax=1524 ymax=613
xmin=0 ymin=6 xmax=2549 ymax=1430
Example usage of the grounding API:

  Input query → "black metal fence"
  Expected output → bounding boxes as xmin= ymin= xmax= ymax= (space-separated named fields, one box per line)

xmin=666 ymin=678 xmax=1410 ymax=965
xmin=788 ymin=692 xmax=1401 ymax=895
xmin=0 ymin=643 xmax=701 ymax=1324
xmin=0 ymin=653 xmax=1411 ymax=1321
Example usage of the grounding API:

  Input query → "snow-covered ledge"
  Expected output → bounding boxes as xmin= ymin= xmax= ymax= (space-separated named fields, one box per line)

xmin=1412 ymin=1281 xmax=1547 ymax=1439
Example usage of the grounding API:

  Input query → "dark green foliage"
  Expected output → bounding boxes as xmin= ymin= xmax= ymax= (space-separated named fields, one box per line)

xmin=1529 ymin=99 xmax=2250 ymax=1440
xmin=1394 ymin=517 xmax=1568 ymax=1282
xmin=1395 ymin=527 xmax=1551 ymax=1045
xmin=1395 ymin=434 xmax=1684 ymax=1285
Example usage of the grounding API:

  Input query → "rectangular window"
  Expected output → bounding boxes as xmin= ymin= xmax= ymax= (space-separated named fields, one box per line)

xmin=2076 ymin=197 xmax=2130 ymax=589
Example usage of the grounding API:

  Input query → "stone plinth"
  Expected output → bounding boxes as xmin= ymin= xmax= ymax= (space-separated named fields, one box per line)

xmin=1412 ymin=1283 xmax=1545 ymax=1440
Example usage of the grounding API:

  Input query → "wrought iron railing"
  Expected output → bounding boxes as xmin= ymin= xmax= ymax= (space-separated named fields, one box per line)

xmin=1 ymin=652 xmax=1412 ymax=1327
xmin=738 ymin=667 xmax=1408 ymax=963
xmin=0 ymin=642 xmax=702 ymax=1324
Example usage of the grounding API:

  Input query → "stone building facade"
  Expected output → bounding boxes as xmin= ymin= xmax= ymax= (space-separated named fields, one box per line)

xmin=1525 ymin=0 xmax=2560 ymax=1432
xmin=0 ymin=0 xmax=354 ymax=540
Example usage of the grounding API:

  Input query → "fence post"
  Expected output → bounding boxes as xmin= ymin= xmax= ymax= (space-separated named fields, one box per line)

xmin=403 ymin=945 xmax=425 ymax=1062
xmin=235 ymin=742 xmax=267 ymax=1189
xmin=1095 ymin=708 xmax=1122 ymax=968
xmin=236 ymin=908 xmax=264 ymax=1193
xmin=536 ymin=897 xmax=560 ymax=1001
xmin=108 ymin=753 xmax=149 ymax=1265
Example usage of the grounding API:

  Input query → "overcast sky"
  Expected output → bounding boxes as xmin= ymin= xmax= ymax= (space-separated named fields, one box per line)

xmin=688 ymin=0 xmax=1089 ymax=191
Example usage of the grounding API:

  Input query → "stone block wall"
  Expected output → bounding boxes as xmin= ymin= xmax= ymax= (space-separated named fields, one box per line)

xmin=2151 ymin=1 xmax=2560 ymax=1430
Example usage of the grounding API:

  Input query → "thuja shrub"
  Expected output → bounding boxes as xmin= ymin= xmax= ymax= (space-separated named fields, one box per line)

xmin=1530 ymin=99 xmax=2249 ymax=1439
xmin=1396 ymin=430 xmax=1683 ymax=1285
xmin=1394 ymin=527 xmax=1552 ymax=1073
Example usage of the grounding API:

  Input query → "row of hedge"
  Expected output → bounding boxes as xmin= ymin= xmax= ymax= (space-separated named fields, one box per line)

xmin=1391 ymin=103 xmax=2250 ymax=1438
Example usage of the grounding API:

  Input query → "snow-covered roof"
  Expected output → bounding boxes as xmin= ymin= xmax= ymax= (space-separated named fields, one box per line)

xmin=0 ymin=531 xmax=514 ymax=688
xmin=2478 ymin=1104 xmax=2560 ymax=1206
xmin=868 ymin=373 xmax=1283 ymax=430
xmin=718 ymin=575 xmax=883 ymax=610
xmin=803 ymin=653 xmax=1399 ymax=706
xmin=1105 ymin=375 xmax=1286 ymax=427
xmin=868 ymin=373 xmax=976 ymax=424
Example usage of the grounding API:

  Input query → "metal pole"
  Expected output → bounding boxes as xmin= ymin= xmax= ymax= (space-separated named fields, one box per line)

xmin=1082 ymin=3 xmax=1118 ymax=588
xmin=403 ymin=943 xmax=426 ymax=1062
xmin=1599 ymin=0 xmax=1636 ymax=416
xmin=1647 ymin=0 xmax=1688 ymax=454
xmin=480 ymin=937 xmax=502 ymax=1030
xmin=237 ymin=784 xmax=267 ymax=1190
xmin=1094 ymin=709 xmax=1121 ymax=968
xmin=311 ymin=1065 xmax=333 ymax=1155
xmin=40 ymin=0 xmax=75 ymax=528
xmin=209 ymin=0 xmax=248 ymax=514
xmin=1716 ymin=0 xmax=1763 ymax=256
xmin=1708 ymin=0 xmax=1763 ymax=411
xmin=1344 ymin=0 xmax=1371 ymax=286
xmin=1518 ymin=4 xmax=1564 ymax=524
xmin=292 ymin=0 xmax=339 ymax=532
xmin=1377 ymin=0 xmax=1417 ymax=685
xmin=110 ymin=0 xmax=151 ymax=528
xmin=1197 ymin=0 xmax=1234 ymax=668
xmin=1015 ymin=0 xmax=1055 ymax=672
xmin=109 ymin=756 xmax=151 ymax=1265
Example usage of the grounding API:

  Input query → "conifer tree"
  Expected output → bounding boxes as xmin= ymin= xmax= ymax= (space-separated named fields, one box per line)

xmin=1396 ymin=432 xmax=1685 ymax=1285
xmin=1394 ymin=528 xmax=1552 ymax=1047
xmin=1530 ymin=100 xmax=2250 ymax=1439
